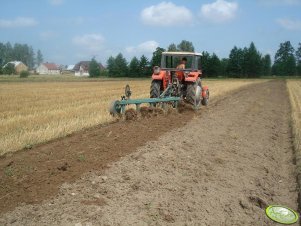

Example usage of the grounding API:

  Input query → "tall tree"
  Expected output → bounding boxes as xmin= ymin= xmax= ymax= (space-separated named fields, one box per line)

xmin=220 ymin=58 xmax=229 ymax=77
xmin=177 ymin=40 xmax=195 ymax=52
xmin=5 ymin=42 xmax=13 ymax=62
xmin=296 ymin=43 xmax=301 ymax=76
xmin=200 ymin=52 xmax=221 ymax=77
xmin=201 ymin=51 xmax=210 ymax=76
xmin=3 ymin=63 xmax=15 ymax=75
xmin=227 ymin=46 xmax=244 ymax=77
xmin=107 ymin=56 xmax=117 ymax=77
xmin=244 ymin=42 xmax=262 ymax=77
xmin=36 ymin=49 xmax=43 ymax=66
xmin=151 ymin=47 xmax=165 ymax=67
xmin=129 ymin=56 xmax=140 ymax=77
xmin=139 ymin=55 xmax=151 ymax=77
xmin=208 ymin=53 xmax=221 ymax=77
xmin=0 ymin=42 xmax=38 ymax=69
xmin=114 ymin=53 xmax=128 ymax=77
xmin=273 ymin=41 xmax=296 ymax=76
xmin=262 ymin=54 xmax=272 ymax=76
xmin=89 ymin=58 xmax=101 ymax=77
xmin=167 ymin=43 xmax=177 ymax=52
xmin=28 ymin=46 xmax=35 ymax=69
xmin=0 ymin=43 xmax=5 ymax=66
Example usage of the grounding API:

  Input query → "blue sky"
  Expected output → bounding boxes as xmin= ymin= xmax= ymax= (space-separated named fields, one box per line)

xmin=0 ymin=0 xmax=300 ymax=65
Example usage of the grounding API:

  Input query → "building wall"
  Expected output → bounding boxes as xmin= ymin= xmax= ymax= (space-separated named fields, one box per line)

xmin=75 ymin=71 xmax=89 ymax=76
xmin=36 ymin=65 xmax=48 ymax=74
xmin=48 ymin=70 xmax=60 ymax=75
xmin=36 ymin=65 xmax=60 ymax=75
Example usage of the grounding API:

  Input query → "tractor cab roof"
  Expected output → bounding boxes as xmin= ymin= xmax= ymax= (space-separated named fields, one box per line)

xmin=162 ymin=51 xmax=202 ymax=57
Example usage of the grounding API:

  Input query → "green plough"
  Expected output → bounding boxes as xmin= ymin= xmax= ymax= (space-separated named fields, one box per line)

xmin=109 ymin=84 xmax=180 ymax=116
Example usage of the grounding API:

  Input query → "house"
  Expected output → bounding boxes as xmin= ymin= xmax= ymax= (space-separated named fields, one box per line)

xmin=74 ymin=61 xmax=105 ymax=76
xmin=36 ymin=63 xmax=60 ymax=75
xmin=3 ymin=61 xmax=28 ymax=73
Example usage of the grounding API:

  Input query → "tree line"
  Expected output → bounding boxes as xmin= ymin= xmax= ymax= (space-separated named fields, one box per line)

xmin=1 ymin=40 xmax=300 ymax=77
xmin=103 ymin=40 xmax=301 ymax=78
xmin=0 ymin=42 xmax=43 ymax=74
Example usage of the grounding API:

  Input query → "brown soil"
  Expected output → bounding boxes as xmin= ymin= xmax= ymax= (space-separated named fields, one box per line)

xmin=124 ymin=108 xmax=138 ymax=120
xmin=0 ymin=103 xmax=193 ymax=214
xmin=0 ymin=80 xmax=299 ymax=225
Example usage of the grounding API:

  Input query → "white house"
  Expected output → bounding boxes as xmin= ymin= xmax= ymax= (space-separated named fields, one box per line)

xmin=74 ymin=61 xmax=105 ymax=76
xmin=36 ymin=63 xmax=60 ymax=75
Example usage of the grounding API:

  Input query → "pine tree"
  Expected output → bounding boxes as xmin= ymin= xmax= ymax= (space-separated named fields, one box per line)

xmin=129 ymin=57 xmax=140 ymax=77
xmin=107 ymin=56 xmax=117 ymax=77
xmin=262 ymin=54 xmax=272 ymax=76
xmin=114 ymin=53 xmax=128 ymax=77
xmin=151 ymin=47 xmax=165 ymax=67
xmin=273 ymin=41 xmax=296 ymax=76
xmin=36 ymin=49 xmax=43 ymax=66
xmin=208 ymin=53 xmax=221 ymax=77
xmin=244 ymin=42 xmax=262 ymax=77
xmin=201 ymin=51 xmax=211 ymax=76
xmin=220 ymin=58 xmax=229 ymax=77
xmin=89 ymin=58 xmax=101 ymax=77
xmin=296 ymin=43 xmax=301 ymax=76
xmin=227 ymin=46 xmax=244 ymax=77
xmin=139 ymin=55 xmax=151 ymax=77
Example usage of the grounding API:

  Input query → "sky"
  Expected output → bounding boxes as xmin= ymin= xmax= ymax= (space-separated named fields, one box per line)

xmin=0 ymin=0 xmax=300 ymax=65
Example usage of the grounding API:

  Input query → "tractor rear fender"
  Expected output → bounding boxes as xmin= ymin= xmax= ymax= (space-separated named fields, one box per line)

xmin=152 ymin=71 xmax=168 ymax=89
xmin=151 ymin=70 xmax=166 ymax=80
xmin=184 ymin=75 xmax=198 ymax=83
xmin=184 ymin=71 xmax=200 ymax=82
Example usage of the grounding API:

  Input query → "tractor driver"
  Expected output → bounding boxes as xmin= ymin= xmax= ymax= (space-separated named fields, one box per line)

xmin=176 ymin=57 xmax=187 ymax=70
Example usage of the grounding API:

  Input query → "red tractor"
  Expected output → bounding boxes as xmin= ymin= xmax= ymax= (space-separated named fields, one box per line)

xmin=150 ymin=51 xmax=209 ymax=109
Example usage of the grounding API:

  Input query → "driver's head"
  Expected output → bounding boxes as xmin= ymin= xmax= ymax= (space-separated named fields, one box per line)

xmin=181 ymin=57 xmax=187 ymax=64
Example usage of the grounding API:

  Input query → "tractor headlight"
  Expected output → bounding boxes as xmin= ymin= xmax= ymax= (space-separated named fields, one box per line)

xmin=153 ymin=66 xmax=161 ymax=75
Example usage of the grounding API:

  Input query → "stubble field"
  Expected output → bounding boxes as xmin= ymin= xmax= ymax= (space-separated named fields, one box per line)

xmin=0 ymin=78 xmax=262 ymax=155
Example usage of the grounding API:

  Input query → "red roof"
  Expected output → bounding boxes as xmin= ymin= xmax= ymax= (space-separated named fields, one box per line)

xmin=43 ymin=63 xmax=59 ymax=70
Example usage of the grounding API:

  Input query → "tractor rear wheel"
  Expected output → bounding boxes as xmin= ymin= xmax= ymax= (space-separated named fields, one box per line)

xmin=150 ymin=80 xmax=161 ymax=98
xmin=186 ymin=78 xmax=202 ymax=109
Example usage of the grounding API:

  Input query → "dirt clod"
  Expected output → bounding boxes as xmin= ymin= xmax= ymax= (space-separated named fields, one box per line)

xmin=248 ymin=196 xmax=268 ymax=209
xmin=140 ymin=106 xmax=164 ymax=118
xmin=57 ymin=162 xmax=69 ymax=171
xmin=125 ymin=108 xmax=137 ymax=120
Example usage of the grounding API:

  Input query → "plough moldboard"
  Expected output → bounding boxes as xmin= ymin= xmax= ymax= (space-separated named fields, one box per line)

xmin=109 ymin=84 xmax=180 ymax=116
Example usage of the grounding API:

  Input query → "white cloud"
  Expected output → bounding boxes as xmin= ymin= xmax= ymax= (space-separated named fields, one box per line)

xmin=72 ymin=34 xmax=105 ymax=52
xmin=49 ymin=0 xmax=63 ymax=6
xmin=277 ymin=18 xmax=301 ymax=30
xmin=126 ymin=41 xmax=159 ymax=55
xmin=0 ymin=17 xmax=38 ymax=28
xmin=141 ymin=2 xmax=193 ymax=26
xmin=200 ymin=0 xmax=238 ymax=23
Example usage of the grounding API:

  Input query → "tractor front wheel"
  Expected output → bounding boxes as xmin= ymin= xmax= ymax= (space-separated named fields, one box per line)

xmin=150 ymin=80 xmax=161 ymax=98
xmin=186 ymin=78 xmax=202 ymax=110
